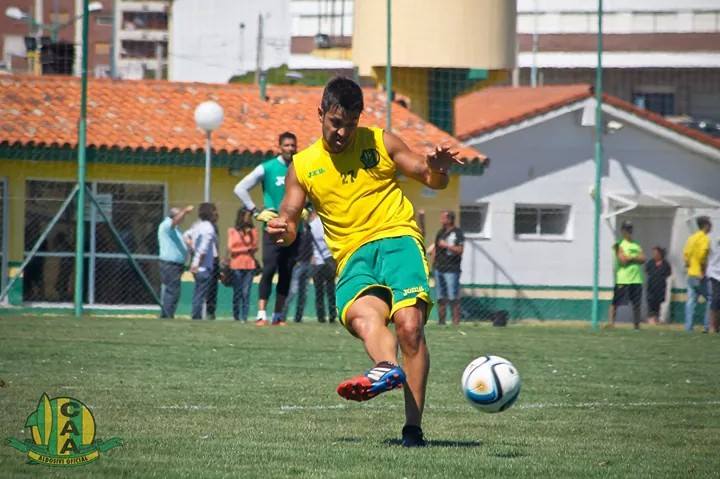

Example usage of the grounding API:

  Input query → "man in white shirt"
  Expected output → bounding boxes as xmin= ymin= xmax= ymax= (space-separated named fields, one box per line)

xmin=309 ymin=210 xmax=336 ymax=323
xmin=189 ymin=203 xmax=218 ymax=320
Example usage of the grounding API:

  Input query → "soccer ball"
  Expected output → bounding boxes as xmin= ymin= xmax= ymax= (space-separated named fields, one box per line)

xmin=461 ymin=355 xmax=521 ymax=413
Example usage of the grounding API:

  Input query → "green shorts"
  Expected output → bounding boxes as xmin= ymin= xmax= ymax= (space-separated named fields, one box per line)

xmin=336 ymin=236 xmax=432 ymax=328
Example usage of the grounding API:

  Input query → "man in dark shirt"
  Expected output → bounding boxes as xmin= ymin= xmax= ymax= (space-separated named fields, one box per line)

xmin=645 ymin=246 xmax=672 ymax=325
xmin=433 ymin=210 xmax=464 ymax=325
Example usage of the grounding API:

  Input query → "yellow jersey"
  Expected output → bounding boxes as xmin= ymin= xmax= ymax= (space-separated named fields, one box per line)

xmin=294 ymin=126 xmax=424 ymax=273
xmin=683 ymin=230 xmax=710 ymax=278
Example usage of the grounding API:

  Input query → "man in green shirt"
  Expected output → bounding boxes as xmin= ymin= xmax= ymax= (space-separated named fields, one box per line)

xmin=608 ymin=221 xmax=646 ymax=329
xmin=234 ymin=132 xmax=299 ymax=325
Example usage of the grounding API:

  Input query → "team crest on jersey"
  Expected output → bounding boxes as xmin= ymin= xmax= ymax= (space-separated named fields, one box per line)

xmin=6 ymin=393 xmax=122 ymax=467
xmin=360 ymin=149 xmax=380 ymax=170
xmin=275 ymin=176 xmax=285 ymax=186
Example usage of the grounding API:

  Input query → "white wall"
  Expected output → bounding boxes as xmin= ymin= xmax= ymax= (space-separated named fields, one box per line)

xmin=517 ymin=1 xmax=720 ymax=34
xmin=170 ymin=0 xmax=290 ymax=83
xmin=290 ymin=0 xmax=354 ymax=37
xmin=461 ymin=109 xmax=720 ymax=289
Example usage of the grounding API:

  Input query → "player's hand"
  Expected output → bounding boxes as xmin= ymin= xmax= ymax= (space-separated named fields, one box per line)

xmin=266 ymin=217 xmax=289 ymax=244
xmin=428 ymin=145 xmax=463 ymax=174
xmin=254 ymin=209 xmax=279 ymax=222
xmin=190 ymin=265 xmax=199 ymax=274
xmin=183 ymin=205 xmax=194 ymax=213
xmin=300 ymin=208 xmax=310 ymax=221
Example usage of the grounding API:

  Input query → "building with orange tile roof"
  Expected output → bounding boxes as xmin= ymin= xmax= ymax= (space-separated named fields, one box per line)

xmin=0 ymin=75 xmax=485 ymax=310
xmin=452 ymin=85 xmax=720 ymax=324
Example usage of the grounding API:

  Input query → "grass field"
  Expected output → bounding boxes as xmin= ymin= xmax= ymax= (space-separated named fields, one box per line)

xmin=1 ymin=315 xmax=718 ymax=478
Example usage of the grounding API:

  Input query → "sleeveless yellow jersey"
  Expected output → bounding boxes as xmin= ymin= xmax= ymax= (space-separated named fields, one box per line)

xmin=294 ymin=126 xmax=424 ymax=273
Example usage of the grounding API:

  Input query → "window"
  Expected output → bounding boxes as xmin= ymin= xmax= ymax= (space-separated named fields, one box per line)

xmin=49 ymin=12 xmax=71 ymax=24
xmin=514 ymin=205 xmax=571 ymax=239
xmin=632 ymin=92 xmax=675 ymax=116
xmin=96 ymin=15 xmax=113 ymax=26
xmin=95 ymin=42 xmax=110 ymax=55
xmin=460 ymin=204 xmax=489 ymax=237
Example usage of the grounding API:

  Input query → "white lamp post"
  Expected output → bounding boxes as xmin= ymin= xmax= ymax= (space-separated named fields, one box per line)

xmin=194 ymin=101 xmax=224 ymax=202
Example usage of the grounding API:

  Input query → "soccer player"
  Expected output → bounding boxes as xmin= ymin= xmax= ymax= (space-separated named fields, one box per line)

xmin=267 ymin=77 xmax=462 ymax=447
xmin=607 ymin=221 xmax=645 ymax=329
xmin=683 ymin=216 xmax=712 ymax=332
xmin=234 ymin=132 xmax=299 ymax=325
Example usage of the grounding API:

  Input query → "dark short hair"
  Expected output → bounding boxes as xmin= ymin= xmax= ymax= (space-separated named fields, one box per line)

xmin=697 ymin=216 xmax=711 ymax=229
xmin=652 ymin=246 xmax=666 ymax=259
xmin=621 ymin=220 xmax=633 ymax=232
xmin=198 ymin=202 xmax=216 ymax=222
xmin=321 ymin=77 xmax=364 ymax=115
xmin=444 ymin=210 xmax=456 ymax=223
xmin=278 ymin=131 xmax=297 ymax=144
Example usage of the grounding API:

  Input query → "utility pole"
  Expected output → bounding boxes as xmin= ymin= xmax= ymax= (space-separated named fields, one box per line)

xmin=255 ymin=13 xmax=264 ymax=85
xmin=340 ymin=0 xmax=345 ymax=38
xmin=531 ymin=0 xmax=539 ymax=87
xmin=110 ymin=0 xmax=117 ymax=78
xmin=74 ymin=0 xmax=90 ymax=317
xmin=591 ymin=0 xmax=604 ymax=331
xmin=155 ymin=41 xmax=162 ymax=79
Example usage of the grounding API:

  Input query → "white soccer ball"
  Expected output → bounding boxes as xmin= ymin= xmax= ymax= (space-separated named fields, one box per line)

xmin=461 ymin=355 xmax=521 ymax=413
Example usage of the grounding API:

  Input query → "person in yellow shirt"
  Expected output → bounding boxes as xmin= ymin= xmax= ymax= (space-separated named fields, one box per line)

xmin=683 ymin=216 xmax=712 ymax=332
xmin=267 ymin=77 xmax=462 ymax=447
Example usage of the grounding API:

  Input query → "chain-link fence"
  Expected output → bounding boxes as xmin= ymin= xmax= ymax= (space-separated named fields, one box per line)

xmin=2 ymin=180 xmax=698 ymax=326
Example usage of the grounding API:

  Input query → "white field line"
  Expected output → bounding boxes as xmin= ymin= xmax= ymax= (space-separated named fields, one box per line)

xmin=280 ymin=399 xmax=720 ymax=412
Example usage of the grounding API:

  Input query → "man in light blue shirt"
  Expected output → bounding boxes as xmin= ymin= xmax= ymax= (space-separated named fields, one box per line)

xmin=158 ymin=205 xmax=193 ymax=318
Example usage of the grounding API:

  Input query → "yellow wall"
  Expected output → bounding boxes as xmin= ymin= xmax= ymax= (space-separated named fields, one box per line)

xmin=0 ymin=160 xmax=262 ymax=262
xmin=1 ymin=158 xmax=460 ymax=263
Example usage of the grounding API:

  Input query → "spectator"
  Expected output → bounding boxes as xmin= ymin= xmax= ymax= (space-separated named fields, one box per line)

xmin=234 ymin=131 xmax=300 ymax=325
xmin=157 ymin=205 xmax=193 ymax=318
xmin=607 ymin=221 xmax=645 ymax=330
xmin=683 ymin=216 xmax=712 ymax=332
xmin=309 ymin=210 xmax=337 ymax=323
xmin=707 ymin=237 xmax=720 ymax=333
xmin=227 ymin=208 xmax=258 ymax=322
xmin=184 ymin=215 xmax=220 ymax=319
xmin=433 ymin=210 xmax=465 ymax=325
xmin=644 ymin=246 xmax=671 ymax=325
xmin=283 ymin=225 xmax=313 ymax=322
xmin=189 ymin=203 xmax=218 ymax=320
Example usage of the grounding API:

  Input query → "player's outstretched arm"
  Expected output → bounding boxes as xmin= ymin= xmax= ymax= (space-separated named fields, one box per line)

xmin=266 ymin=164 xmax=307 ymax=245
xmin=384 ymin=131 xmax=464 ymax=190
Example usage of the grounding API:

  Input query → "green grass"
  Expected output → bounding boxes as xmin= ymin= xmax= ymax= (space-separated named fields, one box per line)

xmin=0 ymin=316 xmax=718 ymax=478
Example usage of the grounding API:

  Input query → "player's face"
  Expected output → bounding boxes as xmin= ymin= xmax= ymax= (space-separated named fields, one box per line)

xmin=279 ymin=138 xmax=297 ymax=162
xmin=319 ymin=106 xmax=360 ymax=153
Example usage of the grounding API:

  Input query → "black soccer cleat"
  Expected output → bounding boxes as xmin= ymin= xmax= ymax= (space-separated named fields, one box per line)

xmin=401 ymin=425 xmax=426 ymax=448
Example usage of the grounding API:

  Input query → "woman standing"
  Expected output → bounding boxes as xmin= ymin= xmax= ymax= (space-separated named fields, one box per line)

xmin=645 ymin=246 xmax=672 ymax=325
xmin=227 ymin=209 xmax=258 ymax=322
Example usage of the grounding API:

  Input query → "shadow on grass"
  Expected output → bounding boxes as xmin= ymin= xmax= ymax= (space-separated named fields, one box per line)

xmin=384 ymin=438 xmax=483 ymax=448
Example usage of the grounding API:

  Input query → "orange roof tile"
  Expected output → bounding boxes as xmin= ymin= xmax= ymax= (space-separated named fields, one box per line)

xmin=454 ymin=84 xmax=720 ymax=151
xmin=0 ymin=75 xmax=485 ymax=164
xmin=454 ymin=84 xmax=593 ymax=140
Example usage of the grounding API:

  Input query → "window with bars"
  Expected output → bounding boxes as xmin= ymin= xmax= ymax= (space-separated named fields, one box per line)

xmin=514 ymin=205 xmax=571 ymax=239
xmin=460 ymin=204 xmax=489 ymax=237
